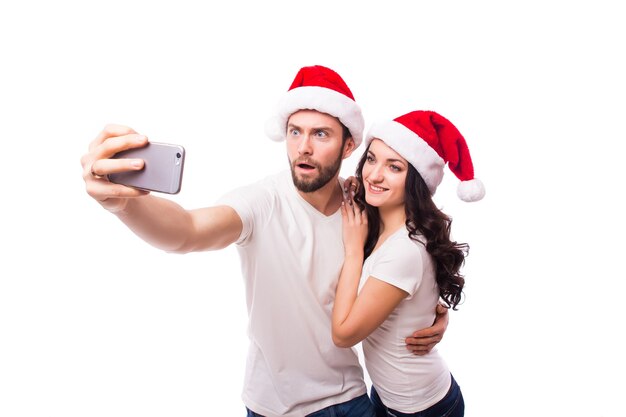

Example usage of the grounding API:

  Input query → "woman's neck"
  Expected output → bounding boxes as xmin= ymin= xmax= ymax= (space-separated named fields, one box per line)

xmin=378 ymin=204 xmax=406 ymax=237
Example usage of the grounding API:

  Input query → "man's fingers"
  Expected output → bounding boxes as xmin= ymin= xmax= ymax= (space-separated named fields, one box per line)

xmin=85 ymin=178 xmax=149 ymax=202
xmin=406 ymin=342 xmax=437 ymax=356
xmin=82 ymin=134 xmax=147 ymax=182
xmin=405 ymin=333 xmax=442 ymax=346
xmin=89 ymin=124 xmax=138 ymax=151
xmin=83 ymin=134 xmax=148 ymax=177
xmin=89 ymin=157 xmax=145 ymax=178
xmin=94 ymin=133 xmax=148 ymax=158
xmin=436 ymin=303 xmax=449 ymax=315
xmin=409 ymin=326 xmax=441 ymax=339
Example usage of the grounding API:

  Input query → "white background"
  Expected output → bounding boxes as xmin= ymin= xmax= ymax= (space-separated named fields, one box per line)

xmin=1 ymin=1 xmax=624 ymax=416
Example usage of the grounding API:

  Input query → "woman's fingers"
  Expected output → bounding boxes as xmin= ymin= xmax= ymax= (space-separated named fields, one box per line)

xmin=342 ymin=194 xmax=367 ymax=226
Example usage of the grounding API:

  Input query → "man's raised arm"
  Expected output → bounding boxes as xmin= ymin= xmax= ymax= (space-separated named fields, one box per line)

xmin=81 ymin=124 xmax=242 ymax=253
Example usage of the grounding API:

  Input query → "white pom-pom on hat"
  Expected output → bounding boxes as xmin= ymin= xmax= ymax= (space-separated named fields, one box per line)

xmin=457 ymin=178 xmax=486 ymax=202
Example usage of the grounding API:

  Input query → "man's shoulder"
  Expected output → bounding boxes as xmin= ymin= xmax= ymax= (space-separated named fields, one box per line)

xmin=227 ymin=170 xmax=288 ymax=191
xmin=259 ymin=169 xmax=291 ymax=187
xmin=245 ymin=170 xmax=292 ymax=197
xmin=221 ymin=170 xmax=291 ymax=204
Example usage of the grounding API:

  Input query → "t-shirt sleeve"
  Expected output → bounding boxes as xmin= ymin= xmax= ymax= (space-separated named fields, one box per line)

xmin=369 ymin=238 xmax=425 ymax=296
xmin=215 ymin=178 xmax=276 ymax=246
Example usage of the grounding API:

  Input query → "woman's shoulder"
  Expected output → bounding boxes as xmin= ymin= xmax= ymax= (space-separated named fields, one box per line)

xmin=379 ymin=229 xmax=427 ymax=262
xmin=369 ymin=228 xmax=430 ymax=294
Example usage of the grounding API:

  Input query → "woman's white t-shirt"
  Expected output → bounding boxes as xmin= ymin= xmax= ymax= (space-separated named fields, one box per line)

xmin=360 ymin=227 xmax=451 ymax=413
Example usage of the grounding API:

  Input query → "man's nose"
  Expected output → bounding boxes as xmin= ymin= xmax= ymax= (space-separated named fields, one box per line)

xmin=297 ymin=135 xmax=313 ymax=155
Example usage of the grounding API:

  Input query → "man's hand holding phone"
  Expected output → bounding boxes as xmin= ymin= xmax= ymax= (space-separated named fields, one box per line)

xmin=81 ymin=124 xmax=184 ymax=213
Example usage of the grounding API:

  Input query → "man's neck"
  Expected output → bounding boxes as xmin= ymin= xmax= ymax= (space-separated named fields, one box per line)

xmin=297 ymin=176 xmax=343 ymax=216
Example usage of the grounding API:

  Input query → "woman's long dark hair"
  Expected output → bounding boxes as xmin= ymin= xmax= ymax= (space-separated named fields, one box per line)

xmin=354 ymin=145 xmax=468 ymax=310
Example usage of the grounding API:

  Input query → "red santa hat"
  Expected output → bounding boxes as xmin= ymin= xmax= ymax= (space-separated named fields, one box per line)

xmin=365 ymin=110 xmax=485 ymax=202
xmin=265 ymin=65 xmax=365 ymax=147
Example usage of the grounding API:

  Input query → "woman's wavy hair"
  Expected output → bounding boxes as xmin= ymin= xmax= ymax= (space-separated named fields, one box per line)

xmin=354 ymin=144 xmax=468 ymax=309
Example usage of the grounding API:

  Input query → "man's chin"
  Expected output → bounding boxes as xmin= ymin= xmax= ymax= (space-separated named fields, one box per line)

xmin=290 ymin=162 xmax=340 ymax=193
xmin=298 ymin=171 xmax=319 ymax=181
xmin=292 ymin=174 xmax=326 ymax=193
xmin=294 ymin=179 xmax=321 ymax=193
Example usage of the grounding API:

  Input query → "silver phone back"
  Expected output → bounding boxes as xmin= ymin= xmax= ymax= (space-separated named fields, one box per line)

xmin=109 ymin=142 xmax=185 ymax=194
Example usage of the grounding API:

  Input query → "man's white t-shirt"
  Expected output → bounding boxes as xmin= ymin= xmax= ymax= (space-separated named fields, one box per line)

xmin=217 ymin=170 xmax=366 ymax=417
xmin=360 ymin=228 xmax=451 ymax=413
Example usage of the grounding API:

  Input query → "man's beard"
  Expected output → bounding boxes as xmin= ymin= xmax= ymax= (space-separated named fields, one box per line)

xmin=290 ymin=152 xmax=343 ymax=193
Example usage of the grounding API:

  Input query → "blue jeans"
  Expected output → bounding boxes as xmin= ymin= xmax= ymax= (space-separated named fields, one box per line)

xmin=370 ymin=374 xmax=464 ymax=417
xmin=246 ymin=393 xmax=375 ymax=417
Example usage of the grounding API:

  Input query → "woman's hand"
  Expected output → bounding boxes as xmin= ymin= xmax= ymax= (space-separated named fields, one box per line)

xmin=343 ymin=176 xmax=359 ymax=198
xmin=341 ymin=193 xmax=368 ymax=256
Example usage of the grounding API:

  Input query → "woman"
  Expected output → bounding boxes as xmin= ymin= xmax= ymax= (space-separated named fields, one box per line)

xmin=332 ymin=110 xmax=485 ymax=417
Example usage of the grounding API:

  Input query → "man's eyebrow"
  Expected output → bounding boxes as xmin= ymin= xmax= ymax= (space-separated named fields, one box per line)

xmin=287 ymin=123 xmax=335 ymax=131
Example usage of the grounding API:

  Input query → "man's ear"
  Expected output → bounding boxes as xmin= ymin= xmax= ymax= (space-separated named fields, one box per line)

xmin=342 ymin=137 xmax=356 ymax=159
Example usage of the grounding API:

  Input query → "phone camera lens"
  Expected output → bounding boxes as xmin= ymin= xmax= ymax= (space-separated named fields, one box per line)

xmin=176 ymin=152 xmax=181 ymax=158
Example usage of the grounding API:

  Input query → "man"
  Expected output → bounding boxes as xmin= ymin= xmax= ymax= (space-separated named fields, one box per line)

xmin=81 ymin=65 xmax=448 ymax=417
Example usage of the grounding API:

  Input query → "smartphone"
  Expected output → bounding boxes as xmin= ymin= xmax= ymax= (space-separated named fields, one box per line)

xmin=108 ymin=142 xmax=185 ymax=194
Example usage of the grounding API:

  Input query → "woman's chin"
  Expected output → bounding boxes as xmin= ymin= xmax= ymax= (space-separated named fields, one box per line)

xmin=365 ymin=194 xmax=382 ymax=207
